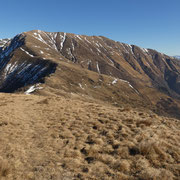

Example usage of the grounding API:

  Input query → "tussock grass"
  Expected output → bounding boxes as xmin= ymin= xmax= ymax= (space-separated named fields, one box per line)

xmin=0 ymin=158 xmax=10 ymax=179
xmin=0 ymin=94 xmax=179 ymax=179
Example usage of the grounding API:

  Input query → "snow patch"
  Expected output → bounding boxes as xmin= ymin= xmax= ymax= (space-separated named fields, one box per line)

xmin=25 ymin=84 xmax=43 ymax=95
xmin=112 ymin=78 xmax=118 ymax=84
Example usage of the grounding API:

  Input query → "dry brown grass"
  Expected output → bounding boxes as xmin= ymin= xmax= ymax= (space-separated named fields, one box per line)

xmin=0 ymin=93 xmax=179 ymax=179
xmin=0 ymin=157 xmax=10 ymax=179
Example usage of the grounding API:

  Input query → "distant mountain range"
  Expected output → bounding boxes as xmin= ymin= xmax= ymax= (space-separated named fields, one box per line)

xmin=1 ymin=30 xmax=180 ymax=118
xmin=174 ymin=55 xmax=180 ymax=59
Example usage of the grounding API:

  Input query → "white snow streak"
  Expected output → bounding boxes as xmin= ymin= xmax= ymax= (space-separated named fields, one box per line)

xmin=84 ymin=37 xmax=91 ymax=44
xmin=72 ymin=41 xmax=75 ymax=51
xmin=78 ymin=83 xmax=84 ymax=89
xmin=75 ymin=35 xmax=82 ymax=41
xmin=96 ymin=62 xmax=100 ymax=74
xmin=60 ymin=33 xmax=66 ymax=51
xmin=140 ymin=48 xmax=148 ymax=54
xmin=119 ymin=79 xmax=139 ymax=94
xmin=127 ymin=44 xmax=134 ymax=54
xmin=5 ymin=62 xmax=18 ymax=76
xmin=25 ymin=84 xmax=43 ymax=95
xmin=20 ymin=48 xmax=34 ymax=57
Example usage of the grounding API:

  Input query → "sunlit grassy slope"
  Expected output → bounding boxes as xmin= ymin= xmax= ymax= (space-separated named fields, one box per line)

xmin=0 ymin=93 xmax=179 ymax=180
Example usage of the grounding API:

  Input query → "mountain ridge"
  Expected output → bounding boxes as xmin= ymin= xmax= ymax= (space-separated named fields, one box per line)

xmin=0 ymin=30 xmax=180 ymax=118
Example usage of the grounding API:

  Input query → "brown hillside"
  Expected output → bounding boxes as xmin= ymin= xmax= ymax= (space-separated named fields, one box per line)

xmin=0 ymin=93 xmax=179 ymax=180
xmin=1 ymin=30 xmax=180 ymax=118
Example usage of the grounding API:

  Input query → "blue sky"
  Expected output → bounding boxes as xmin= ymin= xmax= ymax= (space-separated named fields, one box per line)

xmin=0 ymin=0 xmax=180 ymax=55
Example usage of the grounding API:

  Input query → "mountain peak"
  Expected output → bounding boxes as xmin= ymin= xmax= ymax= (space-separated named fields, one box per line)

xmin=1 ymin=30 xmax=180 ymax=118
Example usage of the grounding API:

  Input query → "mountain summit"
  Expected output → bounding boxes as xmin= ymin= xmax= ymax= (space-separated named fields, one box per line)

xmin=0 ymin=30 xmax=180 ymax=117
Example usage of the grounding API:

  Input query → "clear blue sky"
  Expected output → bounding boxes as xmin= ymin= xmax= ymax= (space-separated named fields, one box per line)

xmin=0 ymin=0 xmax=180 ymax=55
